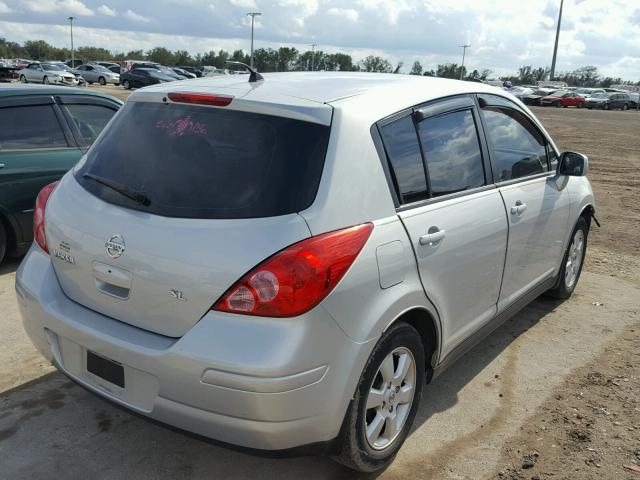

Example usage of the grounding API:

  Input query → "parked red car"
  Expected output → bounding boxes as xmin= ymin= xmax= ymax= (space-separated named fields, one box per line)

xmin=540 ymin=91 xmax=586 ymax=108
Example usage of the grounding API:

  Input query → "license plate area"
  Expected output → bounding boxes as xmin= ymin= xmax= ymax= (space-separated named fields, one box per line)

xmin=86 ymin=350 xmax=125 ymax=388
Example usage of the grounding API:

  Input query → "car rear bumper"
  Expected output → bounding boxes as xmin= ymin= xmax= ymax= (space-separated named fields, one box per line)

xmin=16 ymin=246 xmax=375 ymax=451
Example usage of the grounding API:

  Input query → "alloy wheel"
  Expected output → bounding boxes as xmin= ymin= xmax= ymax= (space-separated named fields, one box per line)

xmin=565 ymin=229 xmax=584 ymax=289
xmin=364 ymin=347 xmax=416 ymax=450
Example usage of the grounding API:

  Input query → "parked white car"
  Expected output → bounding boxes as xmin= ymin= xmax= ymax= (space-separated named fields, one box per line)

xmin=16 ymin=73 xmax=595 ymax=473
xmin=19 ymin=62 xmax=78 ymax=86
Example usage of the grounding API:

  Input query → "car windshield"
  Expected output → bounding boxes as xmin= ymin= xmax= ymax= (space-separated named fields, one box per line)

xmin=550 ymin=90 xmax=568 ymax=96
xmin=42 ymin=64 xmax=64 ymax=71
xmin=591 ymin=93 xmax=609 ymax=99
xmin=75 ymin=102 xmax=331 ymax=219
xmin=94 ymin=65 xmax=111 ymax=73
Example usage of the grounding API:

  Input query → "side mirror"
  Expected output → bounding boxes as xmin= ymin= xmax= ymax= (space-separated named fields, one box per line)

xmin=558 ymin=151 xmax=588 ymax=176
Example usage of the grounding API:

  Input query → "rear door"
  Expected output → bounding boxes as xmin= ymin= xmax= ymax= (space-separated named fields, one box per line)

xmin=379 ymin=96 xmax=508 ymax=356
xmin=0 ymin=95 xmax=82 ymax=243
xmin=478 ymin=94 xmax=571 ymax=311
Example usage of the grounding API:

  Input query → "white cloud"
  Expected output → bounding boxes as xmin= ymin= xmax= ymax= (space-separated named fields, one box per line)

xmin=23 ymin=0 xmax=93 ymax=16
xmin=97 ymin=4 xmax=116 ymax=17
xmin=0 ymin=1 xmax=11 ymax=14
xmin=327 ymin=7 xmax=359 ymax=22
xmin=229 ymin=0 xmax=257 ymax=9
xmin=123 ymin=9 xmax=150 ymax=23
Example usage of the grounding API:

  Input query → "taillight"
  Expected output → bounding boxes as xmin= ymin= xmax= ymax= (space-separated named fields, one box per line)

xmin=167 ymin=92 xmax=233 ymax=107
xmin=213 ymin=223 xmax=374 ymax=317
xmin=33 ymin=181 xmax=59 ymax=253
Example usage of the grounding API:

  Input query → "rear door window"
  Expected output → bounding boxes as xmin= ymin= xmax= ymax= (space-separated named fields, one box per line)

xmin=0 ymin=105 xmax=68 ymax=150
xmin=62 ymin=103 xmax=118 ymax=145
xmin=379 ymin=116 xmax=429 ymax=204
xmin=76 ymin=101 xmax=330 ymax=219
xmin=417 ymin=109 xmax=485 ymax=197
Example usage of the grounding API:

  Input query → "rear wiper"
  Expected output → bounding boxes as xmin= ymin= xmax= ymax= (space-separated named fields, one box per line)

xmin=82 ymin=173 xmax=151 ymax=206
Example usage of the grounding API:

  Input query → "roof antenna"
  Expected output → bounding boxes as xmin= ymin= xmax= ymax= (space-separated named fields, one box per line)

xmin=224 ymin=61 xmax=264 ymax=83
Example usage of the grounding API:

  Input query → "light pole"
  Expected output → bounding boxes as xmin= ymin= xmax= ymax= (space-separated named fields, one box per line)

xmin=550 ymin=0 xmax=564 ymax=80
xmin=68 ymin=16 xmax=76 ymax=66
xmin=246 ymin=12 xmax=261 ymax=69
xmin=310 ymin=44 xmax=318 ymax=71
xmin=459 ymin=44 xmax=470 ymax=80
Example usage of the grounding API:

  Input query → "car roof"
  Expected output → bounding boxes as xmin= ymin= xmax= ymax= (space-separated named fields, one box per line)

xmin=132 ymin=72 xmax=514 ymax=124
xmin=0 ymin=84 xmax=122 ymax=102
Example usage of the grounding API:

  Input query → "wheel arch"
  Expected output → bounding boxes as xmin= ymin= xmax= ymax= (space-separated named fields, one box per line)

xmin=0 ymin=207 xmax=20 ymax=254
xmin=384 ymin=307 xmax=440 ymax=382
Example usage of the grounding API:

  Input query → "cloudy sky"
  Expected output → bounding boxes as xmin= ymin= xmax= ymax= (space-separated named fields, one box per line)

xmin=0 ymin=0 xmax=638 ymax=79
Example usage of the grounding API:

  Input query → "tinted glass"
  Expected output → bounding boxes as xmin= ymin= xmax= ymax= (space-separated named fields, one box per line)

xmin=482 ymin=106 xmax=548 ymax=181
xmin=380 ymin=116 xmax=428 ymax=204
xmin=63 ymin=103 xmax=117 ymax=145
xmin=75 ymin=102 xmax=330 ymax=219
xmin=0 ymin=105 xmax=68 ymax=150
xmin=418 ymin=109 xmax=485 ymax=197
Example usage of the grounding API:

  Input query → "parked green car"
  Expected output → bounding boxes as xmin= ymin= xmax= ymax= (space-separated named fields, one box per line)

xmin=0 ymin=85 xmax=122 ymax=263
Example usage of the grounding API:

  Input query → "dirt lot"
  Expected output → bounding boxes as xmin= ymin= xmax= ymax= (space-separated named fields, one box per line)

xmin=0 ymin=90 xmax=638 ymax=479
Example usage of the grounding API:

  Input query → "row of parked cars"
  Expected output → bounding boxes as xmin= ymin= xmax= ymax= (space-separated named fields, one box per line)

xmin=507 ymin=85 xmax=639 ymax=110
xmin=10 ymin=59 xmax=243 ymax=90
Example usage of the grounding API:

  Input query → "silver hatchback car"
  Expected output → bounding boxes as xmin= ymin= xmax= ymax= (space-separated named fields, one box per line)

xmin=16 ymin=72 xmax=595 ymax=472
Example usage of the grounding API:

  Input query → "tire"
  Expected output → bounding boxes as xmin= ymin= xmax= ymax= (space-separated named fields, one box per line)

xmin=122 ymin=79 xmax=130 ymax=89
xmin=88 ymin=81 xmax=93 ymax=85
xmin=114 ymin=83 xmax=120 ymax=86
xmin=603 ymin=103 xmax=609 ymax=110
xmin=547 ymin=216 xmax=588 ymax=299
xmin=334 ymin=322 xmax=425 ymax=473
xmin=622 ymin=103 xmax=628 ymax=111
xmin=0 ymin=221 xmax=6 ymax=265
xmin=20 ymin=75 xmax=27 ymax=83
xmin=43 ymin=76 xmax=49 ymax=85
xmin=577 ymin=102 xmax=582 ymax=109
xmin=555 ymin=101 xmax=562 ymax=108
xmin=98 ymin=76 xmax=106 ymax=85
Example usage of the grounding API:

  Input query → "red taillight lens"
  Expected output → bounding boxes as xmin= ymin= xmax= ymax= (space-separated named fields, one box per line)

xmin=213 ymin=223 xmax=374 ymax=317
xmin=168 ymin=92 xmax=233 ymax=107
xmin=33 ymin=181 xmax=59 ymax=253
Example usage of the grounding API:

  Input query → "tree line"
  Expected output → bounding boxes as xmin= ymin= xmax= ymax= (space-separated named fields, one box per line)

xmin=1 ymin=37 xmax=637 ymax=87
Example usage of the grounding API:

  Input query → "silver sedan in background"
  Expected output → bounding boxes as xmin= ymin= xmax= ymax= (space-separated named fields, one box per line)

xmin=74 ymin=64 xmax=120 ymax=85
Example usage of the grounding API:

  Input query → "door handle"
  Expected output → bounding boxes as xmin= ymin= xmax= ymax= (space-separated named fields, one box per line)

xmin=419 ymin=228 xmax=446 ymax=246
xmin=510 ymin=201 xmax=527 ymax=215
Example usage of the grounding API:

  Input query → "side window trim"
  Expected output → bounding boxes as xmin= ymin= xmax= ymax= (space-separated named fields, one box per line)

xmin=371 ymin=124 xmax=401 ymax=208
xmin=477 ymin=95 xmax=555 ymax=184
xmin=374 ymin=94 xmax=494 ymax=211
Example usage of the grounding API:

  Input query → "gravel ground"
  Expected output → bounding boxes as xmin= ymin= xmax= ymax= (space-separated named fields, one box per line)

xmin=0 ymin=90 xmax=638 ymax=479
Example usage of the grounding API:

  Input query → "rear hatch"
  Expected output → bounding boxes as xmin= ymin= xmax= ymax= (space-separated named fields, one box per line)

xmin=45 ymin=95 xmax=332 ymax=337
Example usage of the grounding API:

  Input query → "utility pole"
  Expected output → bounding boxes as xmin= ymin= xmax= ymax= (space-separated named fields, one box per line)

xmin=310 ymin=43 xmax=318 ymax=71
xmin=246 ymin=12 xmax=261 ymax=69
xmin=459 ymin=44 xmax=470 ymax=80
xmin=68 ymin=16 xmax=76 ymax=66
xmin=550 ymin=0 xmax=564 ymax=80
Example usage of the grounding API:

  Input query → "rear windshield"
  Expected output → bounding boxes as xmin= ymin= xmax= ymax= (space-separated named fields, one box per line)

xmin=75 ymin=101 xmax=331 ymax=219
